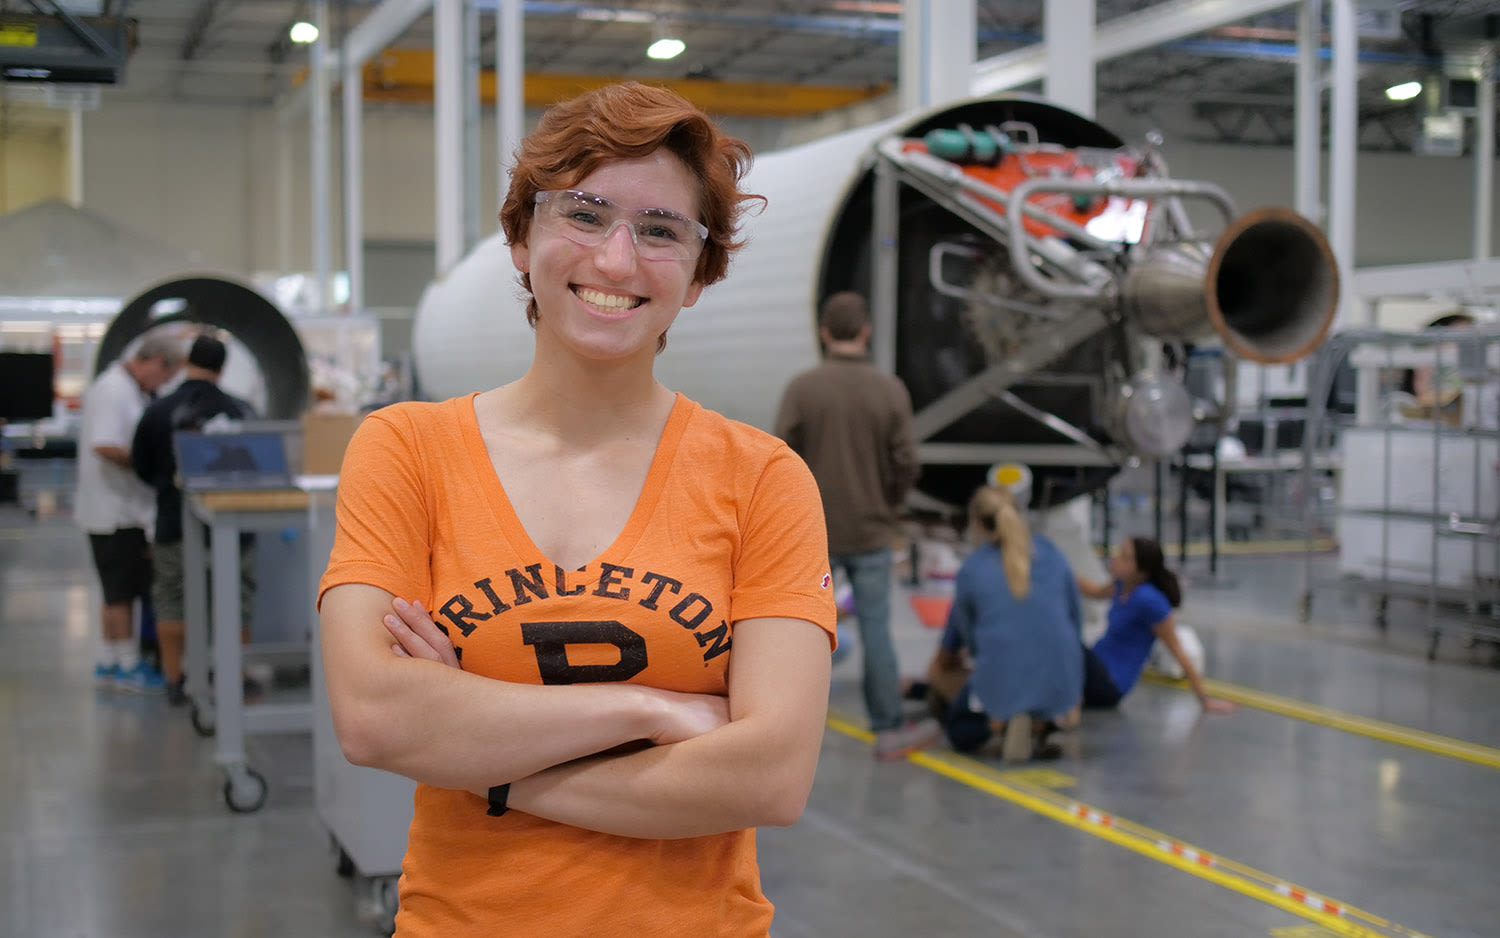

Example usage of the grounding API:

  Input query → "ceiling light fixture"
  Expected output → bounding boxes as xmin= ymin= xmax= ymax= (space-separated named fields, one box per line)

xmin=647 ymin=36 xmax=685 ymax=60
xmin=1384 ymin=80 xmax=1422 ymax=101
xmin=289 ymin=21 xmax=320 ymax=44
xmin=647 ymin=16 xmax=684 ymax=61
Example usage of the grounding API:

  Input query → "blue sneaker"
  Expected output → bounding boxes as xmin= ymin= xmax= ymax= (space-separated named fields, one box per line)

xmin=115 ymin=662 xmax=167 ymax=693
xmin=94 ymin=662 xmax=121 ymax=686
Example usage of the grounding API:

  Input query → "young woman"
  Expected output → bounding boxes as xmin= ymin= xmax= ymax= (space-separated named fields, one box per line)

xmin=318 ymin=83 xmax=837 ymax=937
xmin=928 ymin=485 xmax=1085 ymax=761
xmin=1076 ymin=537 xmax=1235 ymax=713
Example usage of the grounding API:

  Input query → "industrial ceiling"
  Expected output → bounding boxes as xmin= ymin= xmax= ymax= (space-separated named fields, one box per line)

xmin=1 ymin=0 xmax=1496 ymax=152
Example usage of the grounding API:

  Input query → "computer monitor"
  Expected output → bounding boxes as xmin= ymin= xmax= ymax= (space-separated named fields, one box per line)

xmin=174 ymin=427 xmax=295 ymax=492
xmin=0 ymin=351 xmax=55 ymax=421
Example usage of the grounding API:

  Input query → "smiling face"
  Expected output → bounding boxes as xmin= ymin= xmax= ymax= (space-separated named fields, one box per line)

xmin=509 ymin=150 xmax=706 ymax=365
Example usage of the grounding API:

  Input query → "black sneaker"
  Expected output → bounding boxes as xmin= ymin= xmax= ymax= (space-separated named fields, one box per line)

xmin=165 ymin=677 xmax=188 ymax=707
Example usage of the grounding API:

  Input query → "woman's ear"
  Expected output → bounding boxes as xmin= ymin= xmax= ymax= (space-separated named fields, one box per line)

xmin=510 ymin=239 xmax=530 ymax=273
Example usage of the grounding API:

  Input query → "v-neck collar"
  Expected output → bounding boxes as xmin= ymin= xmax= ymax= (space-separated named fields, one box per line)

xmin=455 ymin=391 xmax=694 ymax=581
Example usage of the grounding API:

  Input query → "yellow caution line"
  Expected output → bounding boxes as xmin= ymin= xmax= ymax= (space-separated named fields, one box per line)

xmin=825 ymin=714 xmax=1430 ymax=938
xmin=1143 ymin=674 xmax=1500 ymax=771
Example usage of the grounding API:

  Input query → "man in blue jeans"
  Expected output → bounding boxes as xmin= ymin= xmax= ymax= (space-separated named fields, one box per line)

xmin=776 ymin=292 xmax=932 ymax=759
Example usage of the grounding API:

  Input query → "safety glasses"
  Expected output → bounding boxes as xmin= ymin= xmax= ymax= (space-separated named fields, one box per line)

xmin=533 ymin=189 xmax=708 ymax=262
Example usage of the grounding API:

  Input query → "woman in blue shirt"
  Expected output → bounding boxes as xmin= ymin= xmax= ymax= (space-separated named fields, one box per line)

xmin=1076 ymin=537 xmax=1234 ymax=712
xmin=931 ymin=485 xmax=1086 ymax=761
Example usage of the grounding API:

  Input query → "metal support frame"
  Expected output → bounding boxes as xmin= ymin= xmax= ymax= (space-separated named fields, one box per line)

xmin=1002 ymin=175 xmax=1236 ymax=302
xmin=911 ymin=308 xmax=1113 ymax=441
xmin=1352 ymin=258 xmax=1500 ymax=299
xmin=993 ymin=387 xmax=1110 ymax=457
xmin=917 ymin=443 xmax=1115 ymax=467
xmin=973 ymin=0 xmax=1298 ymax=94
xmin=871 ymin=135 xmax=1138 ymax=451
xmin=178 ymin=0 xmax=222 ymax=61
xmin=22 ymin=0 xmax=118 ymax=60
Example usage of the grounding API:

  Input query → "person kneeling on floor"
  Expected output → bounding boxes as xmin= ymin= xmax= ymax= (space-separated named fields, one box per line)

xmin=926 ymin=484 xmax=1085 ymax=762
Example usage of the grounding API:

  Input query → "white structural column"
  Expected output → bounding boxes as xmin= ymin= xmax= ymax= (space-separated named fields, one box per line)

xmin=434 ymin=0 xmax=465 ymax=275
xmin=67 ymin=104 xmax=83 ymax=207
xmin=496 ymin=0 xmax=524 ymax=206
xmin=1474 ymin=50 xmax=1495 ymax=261
xmin=343 ymin=56 xmax=364 ymax=313
xmin=1045 ymin=0 xmax=1095 ymax=118
xmin=1327 ymin=0 xmax=1357 ymax=327
xmin=1294 ymin=0 xmax=1322 ymax=221
xmin=337 ymin=0 xmax=438 ymax=301
xmin=277 ymin=113 xmax=294 ymax=275
xmin=310 ymin=0 xmax=332 ymax=314
xmin=464 ymin=0 xmax=481 ymax=248
xmin=900 ymin=0 xmax=975 ymax=112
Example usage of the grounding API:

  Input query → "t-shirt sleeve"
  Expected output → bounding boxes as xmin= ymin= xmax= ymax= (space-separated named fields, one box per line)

xmin=317 ymin=409 xmax=433 ymax=609
xmin=729 ymin=444 xmax=837 ymax=646
xmin=1138 ymin=587 xmax=1173 ymax=630
xmin=91 ymin=381 xmax=137 ymax=450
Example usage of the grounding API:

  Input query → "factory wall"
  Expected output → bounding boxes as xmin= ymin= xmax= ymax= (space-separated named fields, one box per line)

xmin=10 ymin=96 xmax=1489 ymax=296
xmin=0 ymin=108 xmax=67 ymax=216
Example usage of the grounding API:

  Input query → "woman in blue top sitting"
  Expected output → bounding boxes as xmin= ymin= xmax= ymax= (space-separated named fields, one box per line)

xmin=930 ymin=485 xmax=1085 ymax=761
xmin=1076 ymin=537 xmax=1234 ymax=713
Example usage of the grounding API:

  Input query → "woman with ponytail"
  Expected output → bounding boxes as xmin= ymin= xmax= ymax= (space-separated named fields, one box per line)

xmin=1076 ymin=537 xmax=1235 ymax=712
xmin=928 ymin=485 xmax=1085 ymax=761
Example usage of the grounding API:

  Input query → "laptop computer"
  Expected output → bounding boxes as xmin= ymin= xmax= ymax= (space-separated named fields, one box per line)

xmin=174 ymin=422 xmax=298 ymax=492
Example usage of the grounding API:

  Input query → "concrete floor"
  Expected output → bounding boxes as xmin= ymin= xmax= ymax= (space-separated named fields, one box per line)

xmin=3 ymin=504 xmax=1498 ymax=938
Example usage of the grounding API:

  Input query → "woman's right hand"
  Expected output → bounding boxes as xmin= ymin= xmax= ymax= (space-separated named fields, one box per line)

xmin=383 ymin=597 xmax=462 ymax=669
xmin=642 ymin=687 xmax=731 ymax=745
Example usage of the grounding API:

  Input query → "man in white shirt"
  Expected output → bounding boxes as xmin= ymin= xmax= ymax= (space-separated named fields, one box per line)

xmin=75 ymin=334 xmax=183 ymax=690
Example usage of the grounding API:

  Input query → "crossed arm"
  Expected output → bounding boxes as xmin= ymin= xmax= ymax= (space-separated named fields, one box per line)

xmin=320 ymin=583 xmax=832 ymax=839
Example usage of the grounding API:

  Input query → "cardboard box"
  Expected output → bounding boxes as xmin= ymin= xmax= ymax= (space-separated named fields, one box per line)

xmin=301 ymin=412 xmax=363 ymax=476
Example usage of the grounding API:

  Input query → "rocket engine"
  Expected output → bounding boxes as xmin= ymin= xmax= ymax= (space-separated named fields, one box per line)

xmin=412 ymin=94 xmax=1338 ymax=511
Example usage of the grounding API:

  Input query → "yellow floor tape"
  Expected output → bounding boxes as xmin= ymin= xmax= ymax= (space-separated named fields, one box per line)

xmin=827 ymin=713 xmax=1431 ymax=938
xmin=1143 ymin=674 xmax=1500 ymax=770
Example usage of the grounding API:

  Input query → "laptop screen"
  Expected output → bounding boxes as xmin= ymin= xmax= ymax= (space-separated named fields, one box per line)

xmin=175 ymin=430 xmax=292 ymax=491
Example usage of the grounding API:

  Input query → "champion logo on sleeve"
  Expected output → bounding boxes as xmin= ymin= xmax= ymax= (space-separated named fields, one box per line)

xmin=820 ymin=573 xmax=831 ymax=589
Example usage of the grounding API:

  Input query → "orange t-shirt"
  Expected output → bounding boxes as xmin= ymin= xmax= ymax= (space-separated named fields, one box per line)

xmin=319 ymin=392 xmax=836 ymax=937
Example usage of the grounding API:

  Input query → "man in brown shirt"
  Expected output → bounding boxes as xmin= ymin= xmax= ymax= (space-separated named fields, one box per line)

xmin=776 ymin=292 xmax=930 ymax=758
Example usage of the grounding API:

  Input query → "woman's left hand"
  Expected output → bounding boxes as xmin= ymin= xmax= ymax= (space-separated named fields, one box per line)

xmin=382 ymin=597 xmax=462 ymax=669
xmin=1200 ymin=696 xmax=1238 ymax=714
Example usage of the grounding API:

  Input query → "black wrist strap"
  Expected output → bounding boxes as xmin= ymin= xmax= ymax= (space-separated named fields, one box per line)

xmin=486 ymin=783 xmax=511 ymax=817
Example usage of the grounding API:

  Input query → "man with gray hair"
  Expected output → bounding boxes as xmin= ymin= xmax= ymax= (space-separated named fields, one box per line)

xmin=75 ymin=332 xmax=184 ymax=691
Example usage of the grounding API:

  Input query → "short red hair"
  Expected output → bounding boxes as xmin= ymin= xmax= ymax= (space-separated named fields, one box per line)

xmin=499 ymin=82 xmax=762 ymax=330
